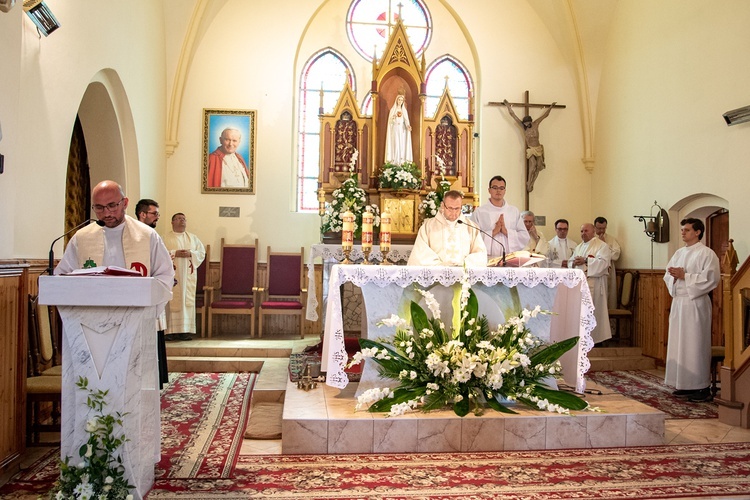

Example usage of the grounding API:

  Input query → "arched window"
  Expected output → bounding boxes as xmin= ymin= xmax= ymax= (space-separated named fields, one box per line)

xmin=297 ymin=49 xmax=354 ymax=212
xmin=424 ymin=56 xmax=473 ymax=120
xmin=346 ymin=0 xmax=432 ymax=62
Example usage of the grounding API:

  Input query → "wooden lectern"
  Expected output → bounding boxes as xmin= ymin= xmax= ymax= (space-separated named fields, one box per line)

xmin=39 ymin=275 xmax=171 ymax=500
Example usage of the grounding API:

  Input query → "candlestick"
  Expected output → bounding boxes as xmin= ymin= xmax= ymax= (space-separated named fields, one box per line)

xmin=362 ymin=210 xmax=374 ymax=251
xmin=379 ymin=211 xmax=392 ymax=265
xmin=341 ymin=211 xmax=354 ymax=255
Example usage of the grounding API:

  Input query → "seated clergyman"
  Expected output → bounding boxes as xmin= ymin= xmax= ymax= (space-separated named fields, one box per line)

xmin=407 ymin=190 xmax=487 ymax=267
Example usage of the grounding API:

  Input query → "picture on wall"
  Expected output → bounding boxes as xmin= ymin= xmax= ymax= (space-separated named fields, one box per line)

xmin=202 ymin=108 xmax=257 ymax=194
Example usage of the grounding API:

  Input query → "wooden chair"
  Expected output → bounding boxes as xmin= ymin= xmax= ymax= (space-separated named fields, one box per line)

xmin=195 ymin=244 xmax=210 ymax=337
xmin=26 ymin=294 xmax=62 ymax=446
xmin=207 ymin=238 xmax=259 ymax=338
xmin=608 ymin=270 xmax=639 ymax=344
xmin=258 ymin=246 xmax=307 ymax=338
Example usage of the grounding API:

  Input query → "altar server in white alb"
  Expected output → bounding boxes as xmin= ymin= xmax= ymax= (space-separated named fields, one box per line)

xmin=547 ymin=219 xmax=578 ymax=268
xmin=568 ymin=223 xmax=612 ymax=344
xmin=164 ymin=213 xmax=206 ymax=341
xmin=408 ymin=190 xmax=487 ymax=267
xmin=470 ymin=175 xmax=529 ymax=257
xmin=663 ymin=218 xmax=720 ymax=402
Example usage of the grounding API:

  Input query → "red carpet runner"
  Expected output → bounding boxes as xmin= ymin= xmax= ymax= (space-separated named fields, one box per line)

xmin=0 ymin=372 xmax=256 ymax=497
xmin=586 ymin=370 xmax=718 ymax=419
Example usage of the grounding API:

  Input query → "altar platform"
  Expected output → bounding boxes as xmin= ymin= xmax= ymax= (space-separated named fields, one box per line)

xmin=281 ymin=377 xmax=666 ymax=454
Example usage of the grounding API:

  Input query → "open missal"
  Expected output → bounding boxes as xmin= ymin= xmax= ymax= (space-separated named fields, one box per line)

xmin=488 ymin=251 xmax=546 ymax=268
xmin=64 ymin=266 xmax=143 ymax=277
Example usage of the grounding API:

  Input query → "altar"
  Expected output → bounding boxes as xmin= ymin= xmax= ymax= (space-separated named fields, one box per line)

xmin=321 ymin=265 xmax=595 ymax=394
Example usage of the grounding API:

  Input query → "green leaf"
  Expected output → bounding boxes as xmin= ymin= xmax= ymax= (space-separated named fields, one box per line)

xmin=531 ymin=385 xmax=589 ymax=411
xmin=528 ymin=336 xmax=579 ymax=365
xmin=410 ymin=300 xmax=431 ymax=333
xmin=485 ymin=395 xmax=519 ymax=414
xmin=368 ymin=387 xmax=426 ymax=413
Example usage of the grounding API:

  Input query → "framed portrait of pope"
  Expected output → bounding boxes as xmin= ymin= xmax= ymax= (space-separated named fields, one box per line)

xmin=202 ymin=108 xmax=257 ymax=194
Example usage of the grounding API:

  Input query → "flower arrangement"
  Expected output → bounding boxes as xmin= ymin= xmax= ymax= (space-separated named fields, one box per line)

xmin=321 ymin=149 xmax=380 ymax=238
xmin=349 ymin=281 xmax=591 ymax=417
xmin=49 ymin=377 xmax=133 ymax=500
xmin=378 ymin=160 xmax=421 ymax=191
xmin=419 ymin=156 xmax=452 ymax=218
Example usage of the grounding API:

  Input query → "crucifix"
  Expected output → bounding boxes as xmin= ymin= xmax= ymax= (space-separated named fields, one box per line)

xmin=489 ymin=91 xmax=565 ymax=210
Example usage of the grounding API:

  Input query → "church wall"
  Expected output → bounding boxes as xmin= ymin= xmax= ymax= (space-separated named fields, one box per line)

xmin=594 ymin=0 xmax=750 ymax=269
xmin=0 ymin=0 xmax=168 ymax=259
xmin=453 ymin=0 xmax=590 ymax=237
xmin=167 ymin=0 xmax=593 ymax=259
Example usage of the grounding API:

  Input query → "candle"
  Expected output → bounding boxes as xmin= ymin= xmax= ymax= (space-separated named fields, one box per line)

xmin=342 ymin=211 xmax=354 ymax=250
xmin=362 ymin=210 xmax=374 ymax=250
xmin=380 ymin=211 xmax=392 ymax=251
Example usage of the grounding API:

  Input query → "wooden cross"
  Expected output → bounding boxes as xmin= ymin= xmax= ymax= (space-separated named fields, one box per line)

xmin=489 ymin=91 xmax=566 ymax=210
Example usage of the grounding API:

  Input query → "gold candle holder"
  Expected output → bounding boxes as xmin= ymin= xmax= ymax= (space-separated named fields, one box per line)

xmin=380 ymin=247 xmax=392 ymax=265
xmin=341 ymin=246 xmax=353 ymax=265
xmin=362 ymin=247 xmax=372 ymax=265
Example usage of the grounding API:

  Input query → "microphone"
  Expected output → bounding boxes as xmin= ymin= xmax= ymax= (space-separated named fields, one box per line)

xmin=457 ymin=219 xmax=506 ymax=266
xmin=47 ymin=219 xmax=100 ymax=275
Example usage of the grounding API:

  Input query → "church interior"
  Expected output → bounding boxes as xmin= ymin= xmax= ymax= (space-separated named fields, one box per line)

xmin=3 ymin=0 xmax=750 ymax=496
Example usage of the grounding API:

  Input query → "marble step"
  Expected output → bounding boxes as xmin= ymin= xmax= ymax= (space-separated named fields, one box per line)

xmin=587 ymin=347 xmax=656 ymax=372
xmin=167 ymin=355 xmax=264 ymax=373
xmin=166 ymin=344 xmax=292 ymax=358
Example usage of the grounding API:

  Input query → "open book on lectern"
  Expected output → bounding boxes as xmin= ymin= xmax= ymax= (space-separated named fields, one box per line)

xmin=64 ymin=265 xmax=143 ymax=277
xmin=488 ymin=251 xmax=547 ymax=268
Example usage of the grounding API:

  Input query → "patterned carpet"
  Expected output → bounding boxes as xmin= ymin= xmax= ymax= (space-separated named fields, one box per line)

xmin=586 ymin=370 xmax=718 ymax=419
xmin=146 ymin=443 xmax=750 ymax=499
xmin=0 ymin=372 xmax=256 ymax=498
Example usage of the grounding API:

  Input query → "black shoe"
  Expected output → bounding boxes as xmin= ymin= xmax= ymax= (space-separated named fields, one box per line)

xmin=688 ymin=387 xmax=712 ymax=402
xmin=177 ymin=333 xmax=193 ymax=341
xmin=165 ymin=334 xmax=179 ymax=342
xmin=672 ymin=389 xmax=695 ymax=396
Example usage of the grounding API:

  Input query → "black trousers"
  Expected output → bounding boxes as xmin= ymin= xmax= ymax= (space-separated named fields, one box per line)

xmin=157 ymin=330 xmax=169 ymax=389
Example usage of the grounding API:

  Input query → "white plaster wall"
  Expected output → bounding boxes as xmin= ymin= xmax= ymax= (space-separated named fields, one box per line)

xmin=594 ymin=0 xmax=750 ymax=268
xmin=167 ymin=0 xmax=589 ymax=259
xmin=3 ymin=0 xmax=167 ymax=258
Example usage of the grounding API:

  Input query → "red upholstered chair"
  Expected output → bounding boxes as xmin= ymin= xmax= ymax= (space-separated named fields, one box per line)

xmin=195 ymin=244 xmax=210 ymax=338
xmin=258 ymin=246 xmax=307 ymax=338
xmin=206 ymin=238 xmax=259 ymax=338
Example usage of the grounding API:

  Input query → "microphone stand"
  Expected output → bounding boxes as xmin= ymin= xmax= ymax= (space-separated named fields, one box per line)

xmin=457 ymin=219 xmax=506 ymax=266
xmin=47 ymin=219 xmax=96 ymax=275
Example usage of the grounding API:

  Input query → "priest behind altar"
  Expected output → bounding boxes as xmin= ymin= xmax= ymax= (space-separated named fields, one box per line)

xmin=407 ymin=190 xmax=488 ymax=267
xmin=568 ymin=223 xmax=612 ymax=344
xmin=470 ymin=175 xmax=529 ymax=257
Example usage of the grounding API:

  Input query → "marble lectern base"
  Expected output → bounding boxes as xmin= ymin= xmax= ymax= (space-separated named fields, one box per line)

xmin=58 ymin=305 xmax=160 ymax=499
xmin=282 ymin=379 xmax=665 ymax=454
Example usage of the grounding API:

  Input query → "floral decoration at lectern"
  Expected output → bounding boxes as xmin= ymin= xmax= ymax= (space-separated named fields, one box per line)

xmin=349 ymin=280 xmax=592 ymax=418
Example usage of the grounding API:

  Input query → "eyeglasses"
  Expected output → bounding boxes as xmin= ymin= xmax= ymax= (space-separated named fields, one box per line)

xmin=489 ymin=186 xmax=506 ymax=191
xmin=146 ymin=211 xmax=160 ymax=217
xmin=556 ymin=227 xmax=569 ymax=231
xmin=92 ymin=198 xmax=125 ymax=213
xmin=443 ymin=206 xmax=462 ymax=213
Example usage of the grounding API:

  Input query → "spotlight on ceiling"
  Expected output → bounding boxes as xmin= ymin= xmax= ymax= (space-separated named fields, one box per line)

xmin=723 ymin=105 xmax=750 ymax=126
xmin=22 ymin=0 xmax=59 ymax=37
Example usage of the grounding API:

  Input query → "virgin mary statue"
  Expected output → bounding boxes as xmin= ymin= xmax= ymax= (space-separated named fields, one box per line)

xmin=384 ymin=92 xmax=413 ymax=165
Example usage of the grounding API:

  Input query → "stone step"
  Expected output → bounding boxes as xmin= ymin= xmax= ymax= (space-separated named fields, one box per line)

xmin=168 ymin=355 xmax=264 ymax=373
xmin=588 ymin=355 xmax=656 ymax=372
xmin=166 ymin=345 xmax=292 ymax=358
xmin=589 ymin=346 xmax=644 ymax=357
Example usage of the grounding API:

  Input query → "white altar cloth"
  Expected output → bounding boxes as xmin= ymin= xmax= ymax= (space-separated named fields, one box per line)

xmin=305 ymin=243 xmax=413 ymax=321
xmin=321 ymin=265 xmax=595 ymax=394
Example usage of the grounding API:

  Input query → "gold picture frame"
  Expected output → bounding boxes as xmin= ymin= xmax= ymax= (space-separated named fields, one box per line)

xmin=202 ymin=108 xmax=257 ymax=194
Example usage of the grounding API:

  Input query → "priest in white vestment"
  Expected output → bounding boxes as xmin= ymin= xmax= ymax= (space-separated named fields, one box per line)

xmin=164 ymin=213 xmax=206 ymax=340
xmin=663 ymin=218 xmax=720 ymax=400
xmin=408 ymin=190 xmax=487 ymax=267
xmin=569 ymin=223 xmax=612 ymax=343
xmin=547 ymin=219 xmax=578 ymax=268
xmin=595 ymin=216 xmax=622 ymax=309
xmin=521 ymin=210 xmax=550 ymax=259
xmin=470 ymin=175 xmax=529 ymax=257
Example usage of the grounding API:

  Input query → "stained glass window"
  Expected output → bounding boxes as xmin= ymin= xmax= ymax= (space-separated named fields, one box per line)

xmin=346 ymin=0 xmax=431 ymax=62
xmin=297 ymin=49 xmax=354 ymax=212
xmin=424 ymin=56 xmax=473 ymax=120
